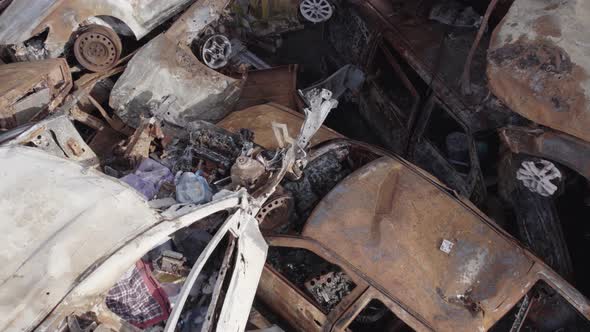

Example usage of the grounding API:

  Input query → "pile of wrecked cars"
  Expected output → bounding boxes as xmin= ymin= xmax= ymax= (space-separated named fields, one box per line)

xmin=0 ymin=0 xmax=590 ymax=331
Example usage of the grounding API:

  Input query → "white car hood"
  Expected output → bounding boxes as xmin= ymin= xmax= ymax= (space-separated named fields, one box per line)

xmin=0 ymin=146 xmax=160 ymax=329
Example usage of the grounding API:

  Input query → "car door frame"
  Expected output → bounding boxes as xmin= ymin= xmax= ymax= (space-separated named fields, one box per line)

xmin=262 ymin=235 xmax=371 ymax=331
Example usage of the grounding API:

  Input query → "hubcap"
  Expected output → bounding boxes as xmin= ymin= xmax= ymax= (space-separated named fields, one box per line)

xmin=201 ymin=34 xmax=232 ymax=69
xmin=300 ymin=0 xmax=333 ymax=23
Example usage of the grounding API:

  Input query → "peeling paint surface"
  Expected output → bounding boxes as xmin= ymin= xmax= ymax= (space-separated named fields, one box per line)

xmin=0 ymin=146 xmax=160 ymax=331
xmin=488 ymin=0 xmax=590 ymax=142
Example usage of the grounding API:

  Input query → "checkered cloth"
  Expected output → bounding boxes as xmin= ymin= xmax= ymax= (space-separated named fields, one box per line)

xmin=106 ymin=260 xmax=171 ymax=328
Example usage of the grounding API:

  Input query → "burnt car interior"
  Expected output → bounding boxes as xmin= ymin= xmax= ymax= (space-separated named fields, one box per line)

xmin=2 ymin=0 xmax=590 ymax=331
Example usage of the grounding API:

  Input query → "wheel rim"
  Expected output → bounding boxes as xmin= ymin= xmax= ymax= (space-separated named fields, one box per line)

xmin=74 ymin=25 xmax=122 ymax=72
xmin=201 ymin=34 xmax=232 ymax=69
xmin=300 ymin=0 xmax=333 ymax=23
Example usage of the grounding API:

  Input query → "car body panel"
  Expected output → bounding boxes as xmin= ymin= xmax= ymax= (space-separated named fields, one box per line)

xmin=234 ymin=65 xmax=299 ymax=111
xmin=255 ymin=137 xmax=590 ymax=330
xmin=0 ymin=146 xmax=160 ymax=330
xmin=303 ymin=156 xmax=535 ymax=331
xmin=0 ymin=0 xmax=195 ymax=58
xmin=258 ymin=265 xmax=329 ymax=332
xmin=328 ymin=1 xmax=493 ymax=202
xmin=488 ymin=0 xmax=590 ymax=143
xmin=164 ymin=210 xmax=268 ymax=332
xmin=218 ymin=103 xmax=343 ymax=150
xmin=0 ymin=58 xmax=72 ymax=130
xmin=345 ymin=0 xmax=513 ymax=133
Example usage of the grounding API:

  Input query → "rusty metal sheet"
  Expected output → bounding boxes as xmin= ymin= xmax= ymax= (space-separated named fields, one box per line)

xmin=257 ymin=265 xmax=327 ymax=332
xmin=0 ymin=58 xmax=72 ymax=130
xmin=235 ymin=65 xmax=299 ymax=111
xmin=254 ymin=140 xmax=590 ymax=330
xmin=488 ymin=0 xmax=590 ymax=142
xmin=109 ymin=35 xmax=242 ymax=128
xmin=499 ymin=126 xmax=590 ymax=181
xmin=218 ymin=103 xmax=343 ymax=150
xmin=302 ymin=157 xmax=536 ymax=331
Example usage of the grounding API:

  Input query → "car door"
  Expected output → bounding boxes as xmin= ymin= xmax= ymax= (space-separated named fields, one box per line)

xmin=257 ymin=236 xmax=370 ymax=332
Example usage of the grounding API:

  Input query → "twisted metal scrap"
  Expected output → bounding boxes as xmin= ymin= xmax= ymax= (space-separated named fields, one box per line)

xmin=516 ymin=160 xmax=562 ymax=197
xmin=298 ymin=88 xmax=338 ymax=149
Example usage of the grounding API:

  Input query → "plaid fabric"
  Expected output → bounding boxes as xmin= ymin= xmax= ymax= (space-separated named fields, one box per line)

xmin=106 ymin=261 xmax=171 ymax=328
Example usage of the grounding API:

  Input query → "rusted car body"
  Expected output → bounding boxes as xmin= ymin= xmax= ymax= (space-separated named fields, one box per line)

xmin=488 ymin=0 xmax=590 ymax=143
xmin=219 ymin=104 xmax=590 ymax=331
xmin=323 ymin=0 xmax=589 ymax=292
xmin=326 ymin=0 xmax=516 ymax=204
xmin=0 ymin=0 xmax=196 ymax=62
xmin=0 ymin=148 xmax=264 ymax=331
xmin=0 ymin=58 xmax=72 ymax=130
xmin=487 ymin=0 xmax=590 ymax=182
xmin=0 ymin=64 xmax=341 ymax=329
xmin=259 ymin=142 xmax=590 ymax=331
xmin=331 ymin=0 xmax=590 ymax=199
xmin=109 ymin=0 xmax=243 ymax=128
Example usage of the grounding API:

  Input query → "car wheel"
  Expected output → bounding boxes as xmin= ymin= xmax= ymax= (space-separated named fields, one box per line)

xmin=73 ymin=24 xmax=122 ymax=72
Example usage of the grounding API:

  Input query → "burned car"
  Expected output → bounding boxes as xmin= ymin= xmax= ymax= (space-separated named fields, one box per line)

xmin=2 ymin=0 xmax=590 ymax=331
xmin=109 ymin=0 xmax=243 ymax=128
xmin=0 ymin=144 xmax=266 ymax=332
xmin=0 ymin=58 xmax=72 ymax=130
xmin=0 ymin=60 xmax=340 ymax=330
xmin=0 ymin=0 xmax=198 ymax=70
xmin=220 ymin=103 xmax=590 ymax=332
xmin=312 ymin=0 xmax=590 ymax=304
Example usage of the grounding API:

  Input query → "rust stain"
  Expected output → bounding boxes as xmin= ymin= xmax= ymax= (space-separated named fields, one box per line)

xmin=488 ymin=37 xmax=590 ymax=141
xmin=256 ymin=139 xmax=590 ymax=330
xmin=532 ymin=15 xmax=562 ymax=38
xmin=0 ymin=58 xmax=72 ymax=130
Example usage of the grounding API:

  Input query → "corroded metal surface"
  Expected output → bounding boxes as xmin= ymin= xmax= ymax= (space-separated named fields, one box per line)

xmin=258 ymin=265 xmax=328 ymax=332
xmin=348 ymin=0 xmax=513 ymax=133
xmin=235 ymin=65 xmax=299 ymax=111
xmin=488 ymin=0 xmax=590 ymax=142
xmin=0 ymin=58 xmax=72 ymax=130
xmin=500 ymin=126 xmax=590 ymax=181
xmin=109 ymin=34 xmax=241 ymax=127
xmin=303 ymin=157 xmax=534 ymax=330
xmin=109 ymin=0 xmax=240 ymax=128
xmin=218 ymin=103 xmax=343 ymax=150
xmin=293 ymin=150 xmax=590 ymax=331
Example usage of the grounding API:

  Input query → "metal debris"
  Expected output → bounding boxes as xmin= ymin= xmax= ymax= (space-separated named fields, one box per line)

xmin=304 ymin=271 xmax=354 ymax=311
xmin=298 ymin=89 xmax=338 ymax=149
